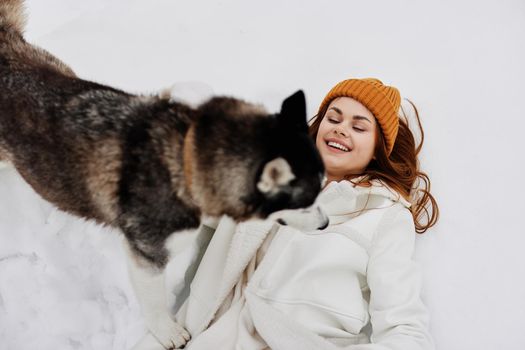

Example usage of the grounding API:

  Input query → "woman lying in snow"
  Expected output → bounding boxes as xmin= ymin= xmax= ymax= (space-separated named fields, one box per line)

xmin=136 ymin=77 xmax=439 ymax=350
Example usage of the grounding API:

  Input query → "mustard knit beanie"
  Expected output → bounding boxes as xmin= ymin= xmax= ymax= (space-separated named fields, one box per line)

xmin=317 ymin=78 xmax=401 ymax=155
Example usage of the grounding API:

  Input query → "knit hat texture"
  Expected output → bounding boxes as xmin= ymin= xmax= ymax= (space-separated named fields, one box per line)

xmin=317 ymin=78 xmax=401 ymax=155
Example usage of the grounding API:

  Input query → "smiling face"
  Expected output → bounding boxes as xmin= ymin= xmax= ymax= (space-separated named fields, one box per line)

xmin=315 ymin=97 xmax=377 ymax=183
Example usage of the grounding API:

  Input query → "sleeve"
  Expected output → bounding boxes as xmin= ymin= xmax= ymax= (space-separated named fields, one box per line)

xmin=347 ymin=206 xmax=434 ymax=350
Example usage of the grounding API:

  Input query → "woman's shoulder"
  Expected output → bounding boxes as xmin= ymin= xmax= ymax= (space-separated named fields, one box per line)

xmin=357 ymin=177 xmax=411 ymax=208
xmin=318 ymin=178 xmax=410 ymax=220
xmin=321 ymin=176 xmax=409 ymax=204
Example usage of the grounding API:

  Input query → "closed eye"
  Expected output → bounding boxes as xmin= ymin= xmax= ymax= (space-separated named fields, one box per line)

xmin=353 ymin=127 xmax=365 ymax=132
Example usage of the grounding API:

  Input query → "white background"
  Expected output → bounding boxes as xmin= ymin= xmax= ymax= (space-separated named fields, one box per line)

xmin=1 ymin=0 xmax=524 ymax=349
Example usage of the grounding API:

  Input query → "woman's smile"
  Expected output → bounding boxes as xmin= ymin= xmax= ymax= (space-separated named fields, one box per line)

xmin=315 ymin=97 xmax=377 ymax=182
xmin=324 ymin=137 xmax=352 ymax=153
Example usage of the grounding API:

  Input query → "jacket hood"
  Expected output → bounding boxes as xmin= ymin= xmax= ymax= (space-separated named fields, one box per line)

xmin=316 ymin=177 xmax=411 ymax=225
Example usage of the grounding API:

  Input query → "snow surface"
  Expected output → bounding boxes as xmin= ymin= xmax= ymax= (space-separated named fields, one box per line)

xmin=1 ymin=0 xmax=525 ymax=349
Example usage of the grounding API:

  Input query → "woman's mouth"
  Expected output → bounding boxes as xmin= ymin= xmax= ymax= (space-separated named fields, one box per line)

xmin=325 ymin=139 xmax=351 ymax=153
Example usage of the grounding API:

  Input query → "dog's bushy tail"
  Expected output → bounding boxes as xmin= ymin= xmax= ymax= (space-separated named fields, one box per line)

xmin=0 ymin=0 xmax=27 ymax=35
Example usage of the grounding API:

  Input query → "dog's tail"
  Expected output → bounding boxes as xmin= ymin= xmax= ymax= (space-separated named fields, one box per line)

xmin=0 ymin=0 xmax=27 ymax=35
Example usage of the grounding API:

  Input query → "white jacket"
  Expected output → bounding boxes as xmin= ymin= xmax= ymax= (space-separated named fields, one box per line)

xmin=174 ymin=179 xmax=434 ymax=350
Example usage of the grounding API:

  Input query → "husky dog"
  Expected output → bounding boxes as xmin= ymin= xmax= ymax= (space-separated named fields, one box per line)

xmin=0 ymin=1 xmax=327 ymax=348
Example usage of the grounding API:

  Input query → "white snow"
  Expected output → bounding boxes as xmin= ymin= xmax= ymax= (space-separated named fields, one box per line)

xmin=1 ymin=0 xmax=524 ymax=349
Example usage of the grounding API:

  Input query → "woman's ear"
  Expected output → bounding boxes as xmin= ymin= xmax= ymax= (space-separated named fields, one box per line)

xmin=277 ymin=90 xmax=308 ymax=133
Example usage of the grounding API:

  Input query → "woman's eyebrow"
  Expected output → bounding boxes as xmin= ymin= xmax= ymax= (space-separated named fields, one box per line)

xmin=353 ymin=115 xmax=372 ymax=124
xmin=328 ymin=107 xmax=372 ymax=124
xmin=328 ymin=106 xmax=343 ymax=115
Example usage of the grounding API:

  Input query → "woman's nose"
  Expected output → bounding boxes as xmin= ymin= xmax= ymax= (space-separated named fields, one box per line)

xmin=334 ymin=125 xmax=347 ymax=137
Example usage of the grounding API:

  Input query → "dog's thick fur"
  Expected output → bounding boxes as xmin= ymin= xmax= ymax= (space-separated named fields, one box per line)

xmin=0 ymin=1 xmax=326 ymax=348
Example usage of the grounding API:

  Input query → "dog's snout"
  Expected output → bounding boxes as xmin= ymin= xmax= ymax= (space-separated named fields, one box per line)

xmin=318 ymin=218 xmax=329 ymax=230
xmin=315 ymin=205 xmax=329 ymax=230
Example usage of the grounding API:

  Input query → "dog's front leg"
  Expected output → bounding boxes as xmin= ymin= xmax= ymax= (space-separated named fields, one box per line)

xmin=124 ymin=243 xmax=190 ymax=350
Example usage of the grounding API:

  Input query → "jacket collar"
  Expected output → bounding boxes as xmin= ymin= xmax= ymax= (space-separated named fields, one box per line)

xmin=317 ymin=177 xmax=411 ymax=225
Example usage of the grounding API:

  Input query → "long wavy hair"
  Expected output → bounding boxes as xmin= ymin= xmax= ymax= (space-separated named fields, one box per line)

xmin=309 ymin=99 xmax=439 ymax=233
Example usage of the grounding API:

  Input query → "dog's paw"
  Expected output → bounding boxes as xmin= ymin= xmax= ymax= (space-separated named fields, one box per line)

xmin=149 ymin=317 xmax=191 ymax=349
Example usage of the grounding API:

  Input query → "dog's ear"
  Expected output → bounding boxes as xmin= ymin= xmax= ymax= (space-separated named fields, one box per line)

xmin=257 ymin=157 xmax=296 ymax=195
xmin=277 ymin=90 xmax=307 ymax=133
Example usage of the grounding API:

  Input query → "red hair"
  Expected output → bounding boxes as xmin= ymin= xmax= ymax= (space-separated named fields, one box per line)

xmin=309 ymin=99 xmax=439 ymax=234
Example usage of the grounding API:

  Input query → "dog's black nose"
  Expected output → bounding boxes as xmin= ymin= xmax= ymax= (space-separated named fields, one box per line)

xmin=318 ymin=218 xmax=329 ymax=230
xmin=277 ymin=218 xmax=287 ymax=226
